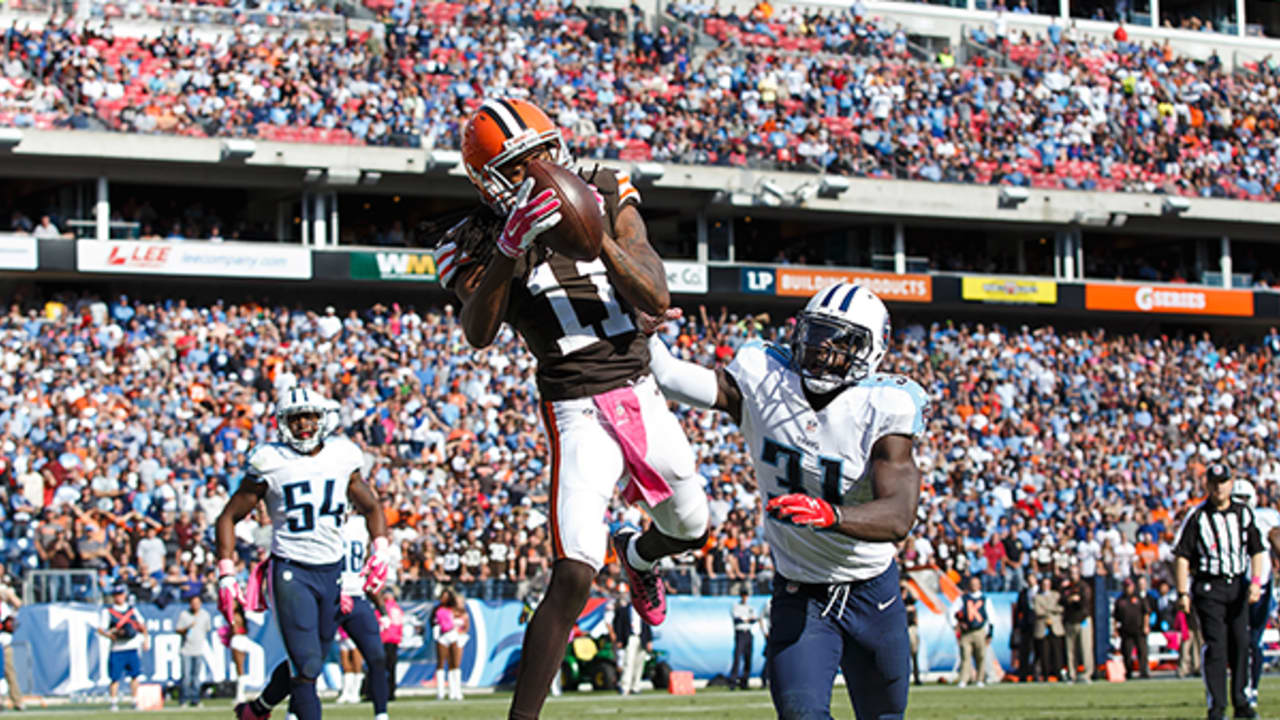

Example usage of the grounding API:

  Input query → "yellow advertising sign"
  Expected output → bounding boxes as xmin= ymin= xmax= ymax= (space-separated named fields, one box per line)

xmin=961 ymin=277 xmax=1058 ymax=304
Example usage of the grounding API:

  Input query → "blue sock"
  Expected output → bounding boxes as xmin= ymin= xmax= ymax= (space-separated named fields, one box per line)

xmin=366 ymin=657 xmax=389 ymax=714
xmin=290 ymin=680 xmax=320 ymax=720
xmin=255 ymin=662 xmax=292 ymax=711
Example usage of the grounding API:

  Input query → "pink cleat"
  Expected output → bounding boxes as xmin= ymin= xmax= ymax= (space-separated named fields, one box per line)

xmin=234 ymin=702 xmax=270 ymax=720
xmin=612 ymin=532 xmax=666 ymax=626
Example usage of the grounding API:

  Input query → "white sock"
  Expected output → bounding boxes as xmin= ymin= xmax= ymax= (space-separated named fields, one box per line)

xmin=343 ymin=673 xmax=356 ymax=700
xmin=436 ymin=669 xmax=446 ymax=699
xmin=235 ymin=676 xmax=247 ymax=703
xmin=354 ymin=672 xmax=364 ymax=699
xmin=449 ymin=668 xmax=462 ymax=699
xmin=627 ymin=536 xmax=654 ymax=572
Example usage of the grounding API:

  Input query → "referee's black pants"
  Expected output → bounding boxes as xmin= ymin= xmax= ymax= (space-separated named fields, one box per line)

xmin=1193 ymin=576 xmax=1251 ymax=719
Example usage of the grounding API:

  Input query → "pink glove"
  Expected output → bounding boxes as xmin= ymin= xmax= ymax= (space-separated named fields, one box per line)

xmin=363 ymin=536 xmax=390 ymax=595
xmin=216 ymin=559 xmax=245 ymax=626
xmin=340 ymin=594 xmax=354 ymax=615
xmin=497 ymin=178 xmax=561 ymax=259
xmin=217 ymin=624 xmax=233 ymax=648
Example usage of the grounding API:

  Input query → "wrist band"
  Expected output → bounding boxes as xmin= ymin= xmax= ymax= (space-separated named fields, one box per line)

xmin=217 ymin=558 xmax=236 ymax=578
xmin=1252 ymin=575 xmax=1265 ymax=587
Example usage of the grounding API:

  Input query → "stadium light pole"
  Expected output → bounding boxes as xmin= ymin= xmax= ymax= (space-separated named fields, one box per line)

xmin=893 ymin=223 xmax=906 ymax=274
xmin=301 ymin=191 xmax=311 ymax=246
xmin=1221 ymin=236 xmax=1232 ymax=288
xmin=95 ymin=176 xmax=109 ymax=242
xmin=313 ymin=193 xmax=327 ymax=248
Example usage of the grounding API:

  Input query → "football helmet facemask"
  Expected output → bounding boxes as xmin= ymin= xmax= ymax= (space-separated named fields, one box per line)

xmin=276 ymin=386 xmax=340 ymax=454
xmin=790 ymin=282 xmax=889 ymax=394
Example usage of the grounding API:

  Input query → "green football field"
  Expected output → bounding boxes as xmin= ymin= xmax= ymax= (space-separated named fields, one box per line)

xmin=31 ymin=678 xmax=1280 ymax=719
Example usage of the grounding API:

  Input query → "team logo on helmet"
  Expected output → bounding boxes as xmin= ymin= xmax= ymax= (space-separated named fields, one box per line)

xmin=461 ymin=98 xmax=571 ymax=214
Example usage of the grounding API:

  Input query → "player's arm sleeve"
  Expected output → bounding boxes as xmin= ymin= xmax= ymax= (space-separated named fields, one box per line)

xmin=1171 ymin=510 xmax=1199 ymax=560
xmin=1246 ymin=509 xmax=1264 ymax=556
xmin=615 ymin=171 xmax=641 ymax=210
xmin=647 ymin=335 xmax=718 ymax=408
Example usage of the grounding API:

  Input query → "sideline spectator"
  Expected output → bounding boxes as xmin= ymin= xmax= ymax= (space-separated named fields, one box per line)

xmin=954 ymin=575 xmax=991 ymax=687
xmin=176 ymin=593 xmax=211 ymax=707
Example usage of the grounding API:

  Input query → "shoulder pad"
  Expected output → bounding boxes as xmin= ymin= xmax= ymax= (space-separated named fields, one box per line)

xmin=246 ymin=444 xmax=287 ymax=477
xmin=577 ymin=166 xmax=639 ymax=239
xmin=861 ymin=374 xmax=930 ymax=437
xmin=726 ymin=341 xmax=775 ymax=386
xmin=330 ymin=436 xmax=365 ymax=471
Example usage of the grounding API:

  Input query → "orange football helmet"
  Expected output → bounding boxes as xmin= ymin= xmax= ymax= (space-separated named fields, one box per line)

xmin=461 ymin=98 xmax=570 ymax=214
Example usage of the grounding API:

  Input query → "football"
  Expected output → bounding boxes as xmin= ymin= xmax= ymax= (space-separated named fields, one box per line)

xmin=526 ymin=158 xmax=604 ymax=261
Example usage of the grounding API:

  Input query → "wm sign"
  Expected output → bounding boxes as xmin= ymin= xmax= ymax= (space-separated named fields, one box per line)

xmin=350 ymin=251 xmax=437 ymax=282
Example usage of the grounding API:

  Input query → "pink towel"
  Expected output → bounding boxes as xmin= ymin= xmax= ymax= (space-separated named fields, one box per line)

xmin=592 ymin=385 xmax=673 ymax=507
xmin=244 ymin=558 xmax=271 ymax=612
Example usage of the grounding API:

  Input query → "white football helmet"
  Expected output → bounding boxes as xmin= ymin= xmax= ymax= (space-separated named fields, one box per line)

xmin=1231 ymin=479 xmax=1257 ymax=508
xmin=276 ymin=386 xmax=340 ymax=454
xmin=790 ymin=282 xmax=890 ymax=394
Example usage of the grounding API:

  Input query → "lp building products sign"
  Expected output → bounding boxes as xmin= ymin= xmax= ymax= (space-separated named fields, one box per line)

xmin=350 ymin=251 xmax=438 ymax=282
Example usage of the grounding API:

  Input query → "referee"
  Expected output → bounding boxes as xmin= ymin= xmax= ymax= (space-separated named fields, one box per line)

xmin=1174 ymin=463 xmax=1265 ymax=720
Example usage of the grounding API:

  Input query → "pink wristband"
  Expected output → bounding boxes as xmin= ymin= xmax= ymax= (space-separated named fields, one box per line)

xmin=218 ymin=559 xmax=236 ymax=578
xmin=1252 ymin=575 xmax=1265 ymax=587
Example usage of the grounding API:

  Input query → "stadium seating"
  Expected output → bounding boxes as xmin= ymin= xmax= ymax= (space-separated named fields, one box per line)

xmin=0 ymin=0 xmax=1275 ymax=200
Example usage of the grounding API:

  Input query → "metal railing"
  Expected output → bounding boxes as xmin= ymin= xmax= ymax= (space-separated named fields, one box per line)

xmin=66 ymin=219 xmax=141 ymax=240
xmin=23 ymin=569 xmax=103 ymax=605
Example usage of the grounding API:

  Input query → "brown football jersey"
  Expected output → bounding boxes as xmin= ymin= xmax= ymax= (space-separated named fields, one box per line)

xmin=447 ymin=166 xmax=650 ymax=401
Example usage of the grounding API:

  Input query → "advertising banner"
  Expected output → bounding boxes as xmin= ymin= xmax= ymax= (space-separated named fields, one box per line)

xmin=17 ymin=593 xmax=1015 ymax=696
xmin=740 ymin=267 xmax=776 ymax=294
xmin=0 ymin=234 xmax=37 ymax=270
xmin=775 ymin=268 xmax=932 ymax=302
xmin=961 ymin=277 xmax=1057 ymax=304
xmin=77 ymin=241 xmax=312 ymax=280
xmin=664 ymin=261 xmax=708 ymax=294
xmin=1085 ymin=283 xmax=1253 ymax=316
xmin=349 ymin=251 xmax=438 ymax=282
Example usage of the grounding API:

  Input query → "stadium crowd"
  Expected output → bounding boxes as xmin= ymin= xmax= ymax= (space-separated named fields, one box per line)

xmin=0 ymin=0 xmax=1276 ymax=199
xmin=0 ymin=291 xmax=1275 ymax=620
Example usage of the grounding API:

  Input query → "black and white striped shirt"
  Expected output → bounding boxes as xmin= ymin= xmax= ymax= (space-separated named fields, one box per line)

xmin=1173 ymin=501 xmax=1264 ymax=578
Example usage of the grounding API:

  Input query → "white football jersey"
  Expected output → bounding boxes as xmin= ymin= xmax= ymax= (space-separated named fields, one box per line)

xmin=248 ymin=436 xmax=365 ymax=565
xmin=727 ymin=342 xmax=928 ymax=584
xmin=1256 ymin=506 xmax=1280 ymax=579
xmin=341 ymin=516 xmax=369 ymax=597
